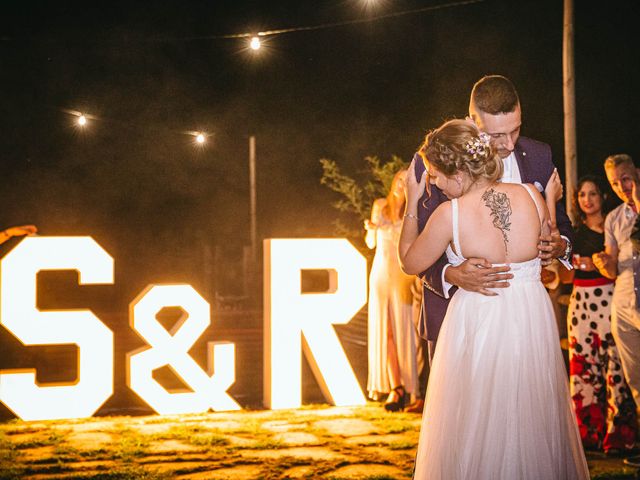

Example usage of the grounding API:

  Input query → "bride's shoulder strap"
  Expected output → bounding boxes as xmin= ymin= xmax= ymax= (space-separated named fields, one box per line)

xmin=450 ymin=198 xmax=462 ymax=255
xmin=520 ymin=183 xmax=544 ymax=225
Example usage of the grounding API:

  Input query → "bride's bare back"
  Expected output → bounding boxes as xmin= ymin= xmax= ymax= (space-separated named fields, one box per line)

xmin=456 ymin=183 xmax=550 ymax=264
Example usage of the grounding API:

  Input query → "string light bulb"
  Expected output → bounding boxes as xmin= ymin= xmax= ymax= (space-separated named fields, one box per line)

xmin=250 ymin=36 xmax=261 ymax=51
xmin=195 ymin=133 xmax=206 ymax=144
xmin=78 ymin=115 xmax=87 ymax=126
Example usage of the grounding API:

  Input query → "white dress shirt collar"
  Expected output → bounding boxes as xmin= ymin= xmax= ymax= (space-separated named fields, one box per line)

xmin=500 ymin=151 xmax=521 ymax=184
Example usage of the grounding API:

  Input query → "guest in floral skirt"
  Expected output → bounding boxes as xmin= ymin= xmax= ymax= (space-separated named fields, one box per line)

xmin=567 ymin=175 xmax=637 ymax=453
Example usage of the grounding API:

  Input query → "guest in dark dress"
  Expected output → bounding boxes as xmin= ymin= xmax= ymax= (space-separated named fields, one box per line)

xmin=566 ymin=175 xmax=637 ymax=453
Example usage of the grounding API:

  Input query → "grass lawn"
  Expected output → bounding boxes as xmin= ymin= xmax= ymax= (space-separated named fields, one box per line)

xmin=0 ymin=404 xmax=637 ymax=479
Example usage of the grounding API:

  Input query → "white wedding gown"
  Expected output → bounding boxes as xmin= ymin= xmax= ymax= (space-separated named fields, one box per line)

xmin=413 ymin=193 xmax=590 ymax=479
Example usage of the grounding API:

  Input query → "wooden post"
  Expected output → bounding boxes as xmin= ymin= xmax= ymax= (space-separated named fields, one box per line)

xmin=249 ymin=135 xmax=257 ymax=264
xmin=563 ymin=0 xmax=577 ymax=221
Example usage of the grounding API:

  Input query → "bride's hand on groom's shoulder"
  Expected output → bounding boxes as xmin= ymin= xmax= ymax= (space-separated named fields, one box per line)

xmin=406 ymin=157 xmax=427 ymax=202
xmin=445 ymin=258 xmax=513 ymax=296
xmin=544 ymin=168 xmax=563 ymax=203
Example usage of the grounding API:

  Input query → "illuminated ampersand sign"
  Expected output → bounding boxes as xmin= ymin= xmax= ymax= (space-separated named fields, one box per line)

xmin=127 ymin=284 xmax=240 ymax=414
xmin=0 ymin=236 xmax=114 ymax=421
xmin=264 ymin=238 xmax=367 ymax=409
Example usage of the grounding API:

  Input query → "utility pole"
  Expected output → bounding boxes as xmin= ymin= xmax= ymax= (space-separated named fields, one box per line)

xmin=249 ymin=135 xmax=257 ymax=264
xmin=563 ymin=0 xmax=577 ymax=221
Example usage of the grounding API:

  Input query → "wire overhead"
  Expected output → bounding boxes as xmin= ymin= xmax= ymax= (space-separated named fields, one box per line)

xmin=177 ymin=0 xmax=485 ymax=41
xmin=0 ymin=0 xmax=483 ymax=45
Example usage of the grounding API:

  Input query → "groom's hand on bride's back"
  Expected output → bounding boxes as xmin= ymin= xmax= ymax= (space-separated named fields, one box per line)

xmin=538 ymin=221 xmax=566 ymax=266
xmin=445 ymin=258 xmax=512 ymax=297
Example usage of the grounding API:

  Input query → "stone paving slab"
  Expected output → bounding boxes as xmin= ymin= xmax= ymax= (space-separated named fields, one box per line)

xmin=344 ymin=433 xmax=410 ymax=446
xmin=147 ymin=439 xmax=202 ymax=453
xmin=241 ymin=446 xmax=352 ymax=461
xmin=314 ymin=418 xmax=379 ymax=436
xmin=280 ymin=465 xmax=316 ymax=478
xmin=176 ymin=465 xmax=263 ymax=479
xmin=65 ymin=431 xmax=114 ymax=450
xmin=273 ymin=431 xmax=321 ymax=446
xmin=328 ymin=463 xmax=408 ymax=479
xmin=16 ymin=445 xmax=57 ymax=463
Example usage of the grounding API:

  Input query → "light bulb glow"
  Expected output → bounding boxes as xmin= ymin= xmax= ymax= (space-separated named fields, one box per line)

xmin=250 ymin=37 xmax=261 ymax=51
xmin=78 ymin=115 xmax=87 ymax=126
xmin=196 ymin=133 xmax=205 ymax=144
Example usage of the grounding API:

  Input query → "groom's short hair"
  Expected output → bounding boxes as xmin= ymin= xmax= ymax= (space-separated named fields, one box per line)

xmin=470 ymin=75 xmax=520 ymax=115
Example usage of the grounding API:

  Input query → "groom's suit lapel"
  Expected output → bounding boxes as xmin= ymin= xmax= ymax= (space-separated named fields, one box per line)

xmin=514 ymin=138 xmax=547 ymax=195
xmin=514 ymin=141 xmax=531 ymax=184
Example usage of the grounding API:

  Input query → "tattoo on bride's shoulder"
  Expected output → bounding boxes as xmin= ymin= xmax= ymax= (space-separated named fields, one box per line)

xmin=481 ymin=188 xmax=512 ymax=253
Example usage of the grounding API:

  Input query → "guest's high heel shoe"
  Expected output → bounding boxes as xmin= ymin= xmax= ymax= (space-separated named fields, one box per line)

xmin=384 ymin=385 xmax=406 ymax=412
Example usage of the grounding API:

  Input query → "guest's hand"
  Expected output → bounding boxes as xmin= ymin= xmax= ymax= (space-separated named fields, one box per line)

xmin=545 ymin=168 xmax=563 ymax=203
xmin=445 ymin=258 xmax=513 ymax=297
xmin=538 ymin=221 xmax=565 ymax=265
xmin=405 ymin=156 xmax=427 ymax=203
xmin=4 ymin=225 xmax=37 ymax=238
xmin=572 ymin=255 xmax=595 ymax=271
xmin=592 ymin=251 xmax=614 ymax=274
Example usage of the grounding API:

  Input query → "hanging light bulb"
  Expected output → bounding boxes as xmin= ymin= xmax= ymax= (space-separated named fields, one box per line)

xmin=77 ymin=114 xmax=87 ymax=126
xmin=196 ymin=133 xmax=206 ymax=144
xmin=250 ymin=36 xmax=261 ymax=51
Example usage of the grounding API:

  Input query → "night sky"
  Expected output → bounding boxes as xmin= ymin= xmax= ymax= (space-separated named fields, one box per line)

xmin=1 ymin=0 xmax=639 ymax=303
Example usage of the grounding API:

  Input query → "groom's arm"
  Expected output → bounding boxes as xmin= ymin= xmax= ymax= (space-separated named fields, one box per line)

xmin=420 ymin=255 xmax=512 ymax=299
xmin=420 ymin=254 xmax=452 ymax=299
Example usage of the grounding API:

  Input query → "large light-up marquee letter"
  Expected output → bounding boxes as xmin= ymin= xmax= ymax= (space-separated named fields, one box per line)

xmin=127 ymin=284 xmax=240 ymax=414
xmin=264 ymin=239 xmax=367 ymax=409
xmin=0 ymin=237 xmax=114 ymax=421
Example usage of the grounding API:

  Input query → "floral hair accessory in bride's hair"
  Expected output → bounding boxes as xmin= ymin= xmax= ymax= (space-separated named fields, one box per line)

xmin=463 ymin=132 xmax=491 ymax=160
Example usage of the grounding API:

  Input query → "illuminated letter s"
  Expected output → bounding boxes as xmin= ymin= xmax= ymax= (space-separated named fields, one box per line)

xmin=0 ymin=237 xmax=114 ymax=421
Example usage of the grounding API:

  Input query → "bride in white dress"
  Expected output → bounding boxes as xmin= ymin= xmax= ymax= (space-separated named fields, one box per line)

xmin=399 ymin=119 xmax=589 ymax=479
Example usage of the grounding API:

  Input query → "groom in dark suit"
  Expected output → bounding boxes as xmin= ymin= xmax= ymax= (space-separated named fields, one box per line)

xmin=413 ymin=75 xmax=574 ymax=362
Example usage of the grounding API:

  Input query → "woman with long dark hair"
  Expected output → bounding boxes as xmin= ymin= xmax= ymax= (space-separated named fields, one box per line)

xmin=566 ymin=175 xmax=637 ymax=454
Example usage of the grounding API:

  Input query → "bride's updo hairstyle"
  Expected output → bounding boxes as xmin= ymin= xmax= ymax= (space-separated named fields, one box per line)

xmin=418 ymin=119 xmax=503 ymax=184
